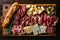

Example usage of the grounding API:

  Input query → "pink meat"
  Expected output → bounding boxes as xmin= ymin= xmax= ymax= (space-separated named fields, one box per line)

xmin=20 ymin=15 xmax=29 ymax=21
xmin=20 ymin=20 xmax=25 ymax=27
xmin=16 ymin=6 xmax=27 ymax=18
xmin=20 ymin=5 xmax=27 ymax=17
xmin=40 ymin=13 xmax=44 ymax=24
xmin=46 ymin=27 xmax=54 ymax=33
xmin=20 ymin=10 xmax=24 ymax=17
xmin=25 ymin=16 xmax=31 ymax=26
xmin=43 ymin=14 xmax=47 ymax=26
xmin=20 ymin=16 xmax=27 ymax=25
xmin=11 ymin=25 xmax=18 ymax=34
xmin=47 ymin=15 xmax=58 ymax=27
xmin=14 ymin=14 xmax=20 ymax=20
xmin=36 ymin=15 xmax=41 ymax=25
xmin=25 ymin=20 xmax=29 ymax=26
xmin=23 ymin=15 xmax=29 ymax=21
xmin=13 ymin=20 xmax=19 ymax=25
xmin=17 ymin=25 xmax=22 ymax=33
xmin=11 ymin=25 xmax=24 ymax=35
xmin=17 ymin=8 xmax=21 ymax=16
xmin=21 ymin=5 xmax=27 ymax=13
xmin=29 ymin=21 xmax=33 ymax=26
xmin=32 ymin=16 xmax=37 ymax=24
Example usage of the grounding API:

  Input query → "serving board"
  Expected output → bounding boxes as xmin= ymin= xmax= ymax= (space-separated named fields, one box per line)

xmin=2 ymin=4 xmax=56 ymax=36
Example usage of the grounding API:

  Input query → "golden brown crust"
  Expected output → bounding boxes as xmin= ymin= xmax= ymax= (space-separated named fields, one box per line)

xmin=2 ymin=2 xmax=19 ymax=28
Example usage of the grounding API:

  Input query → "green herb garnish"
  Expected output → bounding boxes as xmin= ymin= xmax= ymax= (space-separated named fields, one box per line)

xmin=6 ymin=22 xmax=13 ymax=35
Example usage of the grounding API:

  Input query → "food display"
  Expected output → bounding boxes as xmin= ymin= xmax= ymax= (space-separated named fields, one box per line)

xmin=2 ymin=2 xmax=58 ymax=36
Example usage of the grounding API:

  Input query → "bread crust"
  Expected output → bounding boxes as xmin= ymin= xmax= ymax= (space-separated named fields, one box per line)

xmin=2 ymin=2 xmax=19 ymax=28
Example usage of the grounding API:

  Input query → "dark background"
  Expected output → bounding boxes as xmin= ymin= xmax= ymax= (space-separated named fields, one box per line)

xmin=0 ymin=0 xmax=60 ymax=40
xmin=3 ymin=0 xmax=56 ymax=4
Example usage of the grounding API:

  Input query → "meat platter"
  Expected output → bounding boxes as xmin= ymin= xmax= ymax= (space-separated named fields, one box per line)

xmin=2 ymin=2 xmax=58 ymax=36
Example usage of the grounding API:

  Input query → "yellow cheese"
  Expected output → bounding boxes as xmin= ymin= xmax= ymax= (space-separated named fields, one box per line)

xmin=23 ymin=26 xmax=33 ymax=34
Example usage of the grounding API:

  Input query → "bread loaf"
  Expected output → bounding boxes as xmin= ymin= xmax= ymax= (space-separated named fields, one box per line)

xmin=2 ymin=2 xmax=19 ymax=28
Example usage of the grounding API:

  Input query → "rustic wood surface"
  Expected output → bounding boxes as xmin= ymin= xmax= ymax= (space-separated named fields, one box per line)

xmin=2 ymin=4 xmax=56 ymax=36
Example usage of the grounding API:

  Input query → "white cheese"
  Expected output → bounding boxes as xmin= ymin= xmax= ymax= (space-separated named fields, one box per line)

xmin=39 ymin=25 xmax=47 ymax=34
xmin=41 ymin=6 xmax=44 ymax=11
xmin=29 ymin=7 xmax=33 ymax=12
xmin=37 ymin=10 xmax=42 ymax=14
xmin=37 ymin=6 xmax=44 ymax=14
xmin=26 ymin=4 xmax=31 ymax=8
xmin=26 ymin=11 xmax=32 ymax=16
xmin=37 ymin=7 xmax=40 ymax=10
xmin=33 ymin=11 xmax=37 ymax=15
xmin=32 ymin=24 xmax=40 ymax=35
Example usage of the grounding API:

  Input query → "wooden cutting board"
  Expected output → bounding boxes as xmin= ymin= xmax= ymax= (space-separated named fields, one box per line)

xmin=2 ymin=4 xmax=56 ymax=36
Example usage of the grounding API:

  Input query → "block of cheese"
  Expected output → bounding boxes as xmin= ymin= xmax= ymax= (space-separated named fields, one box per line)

xmin=37 ymin=6 xmax=44 ymax=14
xmin=26 ymin=4 xmax=31 ymax=8
xmin=32 ymin=24 xmax=40 ymax=35
xmin=23 ymin=26 xmax=33 ymax=34
xmin=39 ymin=25 xmax=47 ymax=34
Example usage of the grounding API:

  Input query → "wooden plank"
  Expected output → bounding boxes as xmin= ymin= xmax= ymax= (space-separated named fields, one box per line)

xmin=3 ymin=4 xmax=56 ymax=6
xmin=12 ymin=34 xmax=56 ymax=36
xmin=19 ymin=4 xmax=56 ymax=6
xmin=2 ymin=4 xmax=56 ymax=36
xmin=3 ymin=33 xmax=56 ymax=36
xmin=3 ymin=4 xmax=11 ymax=17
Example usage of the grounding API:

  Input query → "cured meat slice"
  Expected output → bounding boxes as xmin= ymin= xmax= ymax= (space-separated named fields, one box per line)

xmin=43 ymin=14 xmax=47 ymax=26
xmin=40 ymin=13 xmax=45 ymax=24
xmin=13 ymin=20 xmax=19 ymax=25
xmin=47 ymin=16 xmax=58 ymax=27
xmin=46 ymin=27 xmax=54 ymax=33
xmin=17 ymin=25 xmax=25 ymax=35
xmin=36 ymin=15 xmax=41 ymax=25
xmin=11 ymin=25 xmax=18 ymax=34
xmin=14 ymin=13 xmax=20 ymax=20
xmin=32 ymin=16 xmax=38 ymax=24
xmin=11 ymin=25 xmax=25 ymax=35
xmin=21 ymin=5 xmax=27 ymax=13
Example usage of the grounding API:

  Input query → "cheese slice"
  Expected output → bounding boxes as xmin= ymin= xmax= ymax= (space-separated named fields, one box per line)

xmin=26 ymin=4 xmax=31 ymax=8
xmin=23 ymin=26 xmax=33 ymax=34
xmin=39 ymin=25 xmax=47 ymax=34
xmin=37 ymin=6 xmax=44 ymax=14
xmin=32 ymin=24 xmax=40 ymax=35
xmin=33 ymin=11 xmax=37 ymax=15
